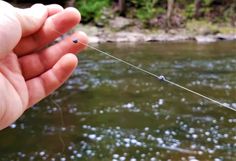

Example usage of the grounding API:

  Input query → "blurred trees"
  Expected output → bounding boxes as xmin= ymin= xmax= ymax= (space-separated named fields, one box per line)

xmin=194 ymin=0 xmax=201 ymax=18
xmin=118 ymin=0 xmax=126 ymax=16
xmin=75 ymin=0 xmax=236 ymax=28
xmin=10 ymin=0 xmax=235 ymax=28
xmin=167 ymin=0 xmax=174 ymax=28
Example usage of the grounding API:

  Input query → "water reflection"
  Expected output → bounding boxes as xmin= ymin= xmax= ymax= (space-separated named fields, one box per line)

xmin=0 ymin=42 xmax=236 ymax=160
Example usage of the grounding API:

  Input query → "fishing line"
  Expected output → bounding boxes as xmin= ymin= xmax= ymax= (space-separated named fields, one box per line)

xmin=49 ymin=96 xmax=65 ymax=154
xmin=52 ymin=28 xmax=236 ymax=113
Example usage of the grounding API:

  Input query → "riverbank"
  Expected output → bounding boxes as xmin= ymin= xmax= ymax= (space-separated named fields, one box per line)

xmin=77 ymin=19 xmax=236 ymax=44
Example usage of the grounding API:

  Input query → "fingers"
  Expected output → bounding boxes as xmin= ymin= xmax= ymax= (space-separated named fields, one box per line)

xmin=19 ymin=31 xmax=88 ymax=80
xmin=0 ymin=2 xmax=63 ymax=59
xmin=26 ymin=54 xmax=78 ymax=107
xmin=15 ymin=4 xmax=48 ymax=37
xmin=14 ymin=7 xmax=81 ymax=56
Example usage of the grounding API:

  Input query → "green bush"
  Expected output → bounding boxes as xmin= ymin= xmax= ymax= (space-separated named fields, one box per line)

xmin=76 ymin=0 xmax=111 ymax=23
xmin=203 ymin=0 xmax=214 ymax=6
xmin=132 ymin=0 xmax=161 ymax=21
xmin=185 ymin=4 xmax=195 ymax=19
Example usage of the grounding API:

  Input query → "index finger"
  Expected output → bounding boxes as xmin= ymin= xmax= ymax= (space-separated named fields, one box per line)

xmin=14 ymin=7 xmax=81 ymax=56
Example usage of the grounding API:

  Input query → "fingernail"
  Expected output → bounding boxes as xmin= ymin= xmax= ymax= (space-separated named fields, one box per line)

xmin=78 ymin=31 xmax=87 ymax=37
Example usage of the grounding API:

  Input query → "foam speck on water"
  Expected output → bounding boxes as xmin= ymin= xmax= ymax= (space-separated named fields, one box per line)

xmin=10 ymin=123 xmax=16 ymax=129
xmin=113 ymin=154 xmax=119 ymax=159
xmin=76 ymin=153 xmax=82 ymax=158
xmin=60 ymin=157 xmax=66 ymax=161
xmin=88 ymin=134 xmax=96 ymax=140
xmin=120 ymin=156 xmax=126 ymax=161
xmin=39 ymin=151 xmax=45 ymax=156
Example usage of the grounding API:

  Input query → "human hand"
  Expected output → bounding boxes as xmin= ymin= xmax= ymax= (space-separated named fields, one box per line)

xmin=0 ymin=1 xmax=88 ymax=130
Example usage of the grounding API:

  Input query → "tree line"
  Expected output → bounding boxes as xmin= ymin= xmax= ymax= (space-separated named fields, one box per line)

xmin=7 ymin=0 xmax=236 ymax=28
xmin=76 ymin=0 xmax=236 ymax=28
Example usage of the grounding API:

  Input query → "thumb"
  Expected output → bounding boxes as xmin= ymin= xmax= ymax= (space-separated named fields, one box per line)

xmin=0 ymin=2 xmax=48 ymax=59
xmin=0 ymin=1 xmax=21 ymax=59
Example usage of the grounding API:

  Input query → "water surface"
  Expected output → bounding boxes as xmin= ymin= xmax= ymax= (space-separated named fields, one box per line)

xmin=0 ymin=42 xmax=236 ymax=161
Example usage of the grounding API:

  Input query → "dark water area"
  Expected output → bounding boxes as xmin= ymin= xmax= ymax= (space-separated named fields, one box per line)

xmin=0 ymin=42 xmax=236 ymax=161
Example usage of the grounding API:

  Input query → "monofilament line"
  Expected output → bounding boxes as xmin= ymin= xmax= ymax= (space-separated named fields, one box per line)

xmin=49 ymin=96 xmax=65 ymax=153
xmin=76 ymin=40 xmax=236 ymax=112
xmin=52 ymin=28 xmax=236 ymax=112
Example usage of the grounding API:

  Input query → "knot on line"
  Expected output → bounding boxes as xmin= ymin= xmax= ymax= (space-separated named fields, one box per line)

xmin=158 ymin=75 xmax=166 ymax=81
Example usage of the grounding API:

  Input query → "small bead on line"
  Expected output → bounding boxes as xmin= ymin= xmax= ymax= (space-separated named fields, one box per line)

xmin=72 ymin=38 xmax=79 ymax=43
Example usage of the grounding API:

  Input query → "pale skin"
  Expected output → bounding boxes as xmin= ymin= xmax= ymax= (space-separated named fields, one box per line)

xmin=0 ymin=1 xmax=88 ymax=130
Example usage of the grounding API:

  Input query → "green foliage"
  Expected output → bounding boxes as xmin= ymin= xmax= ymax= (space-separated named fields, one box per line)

xmin=132 ymin=0 xmax=162 ymax=21
xmin=136 ymin=3 xmax=156 ymax=21
xmin=76 ymin=0 xmax=111 ymax=23
xmin=75 ymin=0 xmax=235 ymax=27
xmin=185 ymin=4 xmax=195 ymax=19
xmin=203 ymin=0 xmax=214 ymax=6
xmin=223 ymin=3 xmax=236 ymax=22
xmin=186 ymin=20 xmax=219 ymax=34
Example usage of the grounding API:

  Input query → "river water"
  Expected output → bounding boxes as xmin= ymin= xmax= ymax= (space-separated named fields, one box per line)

xmin=0 ymin=42 xmax=236 ymax=160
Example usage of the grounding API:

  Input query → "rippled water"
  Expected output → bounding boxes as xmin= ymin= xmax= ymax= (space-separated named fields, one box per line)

xmin=1 ymin=42 xmax=236 ymax=161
